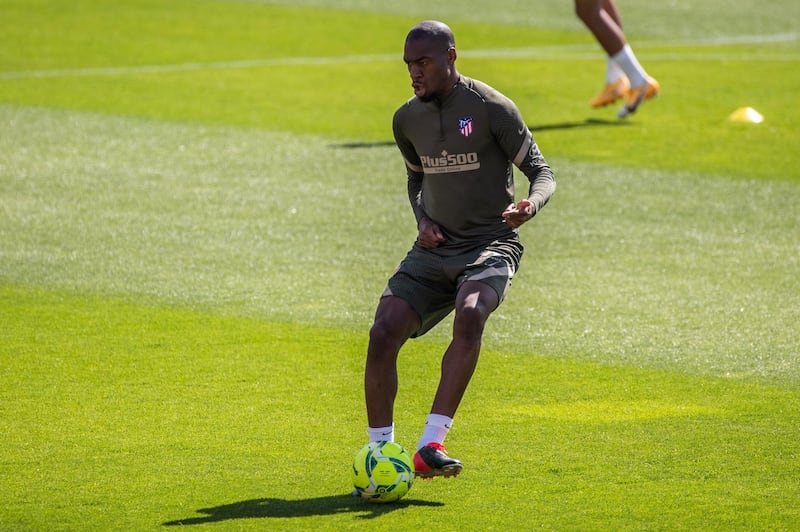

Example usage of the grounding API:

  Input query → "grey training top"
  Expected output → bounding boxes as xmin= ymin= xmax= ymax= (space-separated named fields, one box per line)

xmin=393 ymin=75 xmax=556 ymax=254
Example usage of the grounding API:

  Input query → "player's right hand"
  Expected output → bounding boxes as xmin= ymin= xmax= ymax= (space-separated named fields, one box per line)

xmin=418 ymin=217 xmax=445 ymax=249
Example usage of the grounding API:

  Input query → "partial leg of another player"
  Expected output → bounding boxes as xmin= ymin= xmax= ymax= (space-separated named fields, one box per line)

xmin=576 ymin=0 xmax=659 ymax=115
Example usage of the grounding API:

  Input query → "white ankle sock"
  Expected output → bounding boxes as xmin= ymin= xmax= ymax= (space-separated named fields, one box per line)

xmin=606 ymin=57 xmax=627 ymax=85
xmin=417 ymin=414 xmax=453 ymax=450
xmin=368 ymin=423 xmax=394 ymax=442
xmin=611 ymin=44 xmax=647 ymax=87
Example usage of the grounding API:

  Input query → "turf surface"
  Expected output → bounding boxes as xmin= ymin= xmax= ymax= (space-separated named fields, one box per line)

xmin=1 ymin=0 xmax=799 ymax=529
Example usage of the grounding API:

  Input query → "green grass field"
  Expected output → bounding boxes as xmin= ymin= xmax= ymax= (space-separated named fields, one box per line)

xmin=2 ymin=0 xmax=799 ymax=529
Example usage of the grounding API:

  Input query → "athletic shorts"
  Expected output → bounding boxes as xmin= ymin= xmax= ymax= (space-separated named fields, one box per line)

xmin=381 ymin=237 xmax=524 ymax=337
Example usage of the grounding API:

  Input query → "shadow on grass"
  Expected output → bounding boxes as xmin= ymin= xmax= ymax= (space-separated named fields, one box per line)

xmin=333 ymin=140 xmax=396 ymax=149
xmin=528 ymin=118 xmax=630 ymax=132
xmin=331 ymin=118 xmax=627 ymax=149
xmin=162 ymin=495 xmax=444 ymax=525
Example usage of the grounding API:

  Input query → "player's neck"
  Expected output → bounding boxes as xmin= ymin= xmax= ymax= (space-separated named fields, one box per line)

xmin=432 ymin=75 xmax=461 ymax=105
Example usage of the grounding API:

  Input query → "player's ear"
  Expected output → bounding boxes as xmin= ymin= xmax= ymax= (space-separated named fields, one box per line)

xmin=447 ymin=47 xmax=457 ymax=64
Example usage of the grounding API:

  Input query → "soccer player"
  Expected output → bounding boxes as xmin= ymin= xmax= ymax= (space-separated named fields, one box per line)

xmin=362 ymin=20 xmax=556 ymax=479
xmin=575 ymin=0 xmax=660 ymax=117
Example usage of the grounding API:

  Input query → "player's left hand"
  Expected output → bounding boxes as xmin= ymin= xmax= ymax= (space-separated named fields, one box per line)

xmin=501 ymin=199 xmax=534 ymax=228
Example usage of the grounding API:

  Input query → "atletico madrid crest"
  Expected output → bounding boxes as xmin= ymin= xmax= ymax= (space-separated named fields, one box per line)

xmin=458 ymin=117 xmax=473 ymax=137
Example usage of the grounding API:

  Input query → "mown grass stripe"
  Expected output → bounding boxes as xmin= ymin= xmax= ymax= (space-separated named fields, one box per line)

xmin=2 ymin=32 xmax=797 ymax=80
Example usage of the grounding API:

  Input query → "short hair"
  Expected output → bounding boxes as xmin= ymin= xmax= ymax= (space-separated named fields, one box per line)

xmin=406 ymin=20 xmax=455 ymax=50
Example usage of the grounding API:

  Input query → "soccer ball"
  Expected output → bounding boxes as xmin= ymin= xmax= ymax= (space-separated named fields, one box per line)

xmin=351 ymin=441 xmax=414 ymax=503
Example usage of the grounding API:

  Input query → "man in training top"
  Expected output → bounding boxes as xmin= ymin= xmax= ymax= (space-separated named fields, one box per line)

xmin=362 ymin=20 xmax=556 ymax=479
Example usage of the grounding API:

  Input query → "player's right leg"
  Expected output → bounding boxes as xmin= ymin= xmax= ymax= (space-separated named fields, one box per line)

xmin=365 ymin=295 xmax=420 ymax=429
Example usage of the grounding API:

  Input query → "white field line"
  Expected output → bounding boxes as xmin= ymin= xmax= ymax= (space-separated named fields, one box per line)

xmin=0 ymin=53 xmax=399 ymax=80
xmin=1 ymin=32 xmax=797 ymax=80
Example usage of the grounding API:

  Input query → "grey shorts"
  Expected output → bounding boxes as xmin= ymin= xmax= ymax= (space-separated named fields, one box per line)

xmin=382 ymin=238 xmax=523 ymax=337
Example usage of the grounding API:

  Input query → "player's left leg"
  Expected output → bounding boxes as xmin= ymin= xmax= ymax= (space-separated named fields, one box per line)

xmin=431 ymin=280 xmax=500 ymax=418
xmin=413 ymin=281 xmax=498 ymax=479
xmin=414 ymin=241 xmax=521 ymax=478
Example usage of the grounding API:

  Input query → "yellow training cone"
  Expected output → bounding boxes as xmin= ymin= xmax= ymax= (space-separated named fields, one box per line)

xmin=729 ymin=107 xmax=764 ymax=123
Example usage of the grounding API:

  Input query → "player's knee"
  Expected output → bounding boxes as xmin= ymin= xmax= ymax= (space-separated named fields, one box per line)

xmin=453 ymin=305 xmax=488 ymax=341
xmin=369 ymin=316 xmax=407 ymax=351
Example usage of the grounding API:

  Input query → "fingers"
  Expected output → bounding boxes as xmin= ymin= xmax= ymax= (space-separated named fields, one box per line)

xmin=418 ymin=220 xmax=445 ymax=248
xmin=502 ymin=199 xmax=534 ymax=228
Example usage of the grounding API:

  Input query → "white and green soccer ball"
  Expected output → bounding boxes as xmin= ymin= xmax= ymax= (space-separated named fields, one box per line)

xmin=351 ymin=441 xmax=414 ymax=503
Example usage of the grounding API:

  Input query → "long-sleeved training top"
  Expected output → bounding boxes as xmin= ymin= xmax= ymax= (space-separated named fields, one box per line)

xmin=393 ymin=75 xmax=556 ymax=254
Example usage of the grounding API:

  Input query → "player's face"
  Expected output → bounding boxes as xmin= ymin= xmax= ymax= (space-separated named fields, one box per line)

xmin=403 ymin=37 xmax=454 ymax=102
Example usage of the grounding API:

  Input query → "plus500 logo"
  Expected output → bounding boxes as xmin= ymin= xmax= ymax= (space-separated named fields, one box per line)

xmin=420 ymin=152 xmax=480 ymax=173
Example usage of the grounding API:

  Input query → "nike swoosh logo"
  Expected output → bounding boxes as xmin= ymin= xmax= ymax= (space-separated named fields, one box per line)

xmin=518 ymin=126 xmax=526 ymax=135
